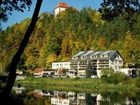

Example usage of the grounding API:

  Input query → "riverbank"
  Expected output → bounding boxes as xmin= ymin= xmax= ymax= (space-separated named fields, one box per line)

xmin=16 ymin=77 xmax=140 ymax=94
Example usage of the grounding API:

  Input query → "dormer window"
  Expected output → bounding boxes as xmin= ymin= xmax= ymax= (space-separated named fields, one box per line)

xmin=84 ymin=56 xmax=87 ymax=59
xmin=102 ymin=54 xmax=104 ymax=58
xmin=73 ymin=57 xmax=77 ymax=60
xmin=91 ymin=55 xmax=95 ymax=58
xmin=81 ymin=56 xmax=84 ymax=59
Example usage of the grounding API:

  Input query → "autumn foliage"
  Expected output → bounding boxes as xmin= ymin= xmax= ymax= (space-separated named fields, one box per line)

xmin=0 ymin=7 xmax=140 ymax=71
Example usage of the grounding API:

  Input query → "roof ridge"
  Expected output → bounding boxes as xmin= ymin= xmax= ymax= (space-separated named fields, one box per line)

xmin=56 ymin=2 xmax=69 ymax=8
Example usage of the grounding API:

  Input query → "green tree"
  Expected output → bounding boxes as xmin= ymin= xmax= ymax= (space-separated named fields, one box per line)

xmin=0 ymin=0 xmax=32 ymax=22
xmin=101 ymin=68 xmax=128 ymax=84
xmin=86 ymin=61 xmax=93 ymax=78
xmin=99 ymin=0 xmax=140 ymax=21
xmin=123 ymin=31 xmax=140 ymax=64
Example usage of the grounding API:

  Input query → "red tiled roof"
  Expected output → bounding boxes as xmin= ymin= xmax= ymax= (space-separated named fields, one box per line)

xmin=34 ymin=68 xmax=44 ymax=73
xmin=56 ymin=2 xmax=69 ymax=8
xmin=33 ymin=92 xmax=43 ymax=97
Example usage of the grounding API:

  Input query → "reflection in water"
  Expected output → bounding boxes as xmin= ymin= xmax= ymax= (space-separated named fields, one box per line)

xmin=12 ymin=86 xmax=26 ymax=94
xmin=13 ymin=87 xmax=140 ymax=105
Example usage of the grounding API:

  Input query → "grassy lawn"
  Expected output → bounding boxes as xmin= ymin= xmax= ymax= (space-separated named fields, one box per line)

xmin=16 ymin=77 xmax=140 ymax=94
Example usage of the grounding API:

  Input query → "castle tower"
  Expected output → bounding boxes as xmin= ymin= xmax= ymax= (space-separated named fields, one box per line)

xmin=54 ymin=2 xmax=69 ymax=16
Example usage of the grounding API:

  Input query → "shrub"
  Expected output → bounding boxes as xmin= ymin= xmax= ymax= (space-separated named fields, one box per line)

xmin=135 ymin=77 xmax=140 ymax=88
xmin=75 ymin=77 xmax=80 ymax=80
xmin=101 ymin=68 xmax=128 ymax=84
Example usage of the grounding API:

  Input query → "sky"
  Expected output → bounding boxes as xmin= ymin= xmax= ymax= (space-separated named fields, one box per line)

xmin=1 ymin=0 xmax=103 ymax=29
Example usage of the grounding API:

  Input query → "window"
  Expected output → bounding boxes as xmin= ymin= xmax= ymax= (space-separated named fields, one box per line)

xmin=102 ymin=54 xmax=104 ymax=58
xmin=119 ymin=61 xmax=122 ymax=64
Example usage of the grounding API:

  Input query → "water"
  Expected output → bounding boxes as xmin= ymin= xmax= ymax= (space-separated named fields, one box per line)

xmin=12 ymin=86 xmax=140 ymax=105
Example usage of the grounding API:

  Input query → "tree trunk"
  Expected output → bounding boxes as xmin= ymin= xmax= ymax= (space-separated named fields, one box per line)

xmin=3 ymin=0 xmax=43 ymax=96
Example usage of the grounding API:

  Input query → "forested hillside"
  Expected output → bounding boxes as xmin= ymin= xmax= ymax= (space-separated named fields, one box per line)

xmin=0 ymin=7 xmax=140 ymax=71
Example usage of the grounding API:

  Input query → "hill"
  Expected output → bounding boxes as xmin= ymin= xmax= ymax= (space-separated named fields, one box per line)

xmin=0 ymin=7 xmax=140 ymax=71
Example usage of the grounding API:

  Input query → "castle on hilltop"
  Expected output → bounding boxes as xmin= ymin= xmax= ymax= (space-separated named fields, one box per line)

xmin=54 ymin=2 xmax=69 ymax=16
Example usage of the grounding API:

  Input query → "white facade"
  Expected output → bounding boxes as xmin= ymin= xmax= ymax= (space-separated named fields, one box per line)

xmin=120 ymin=68 xmax=132 ymax=75
xmin=55 ymin=7 xmax=67 ymax=16
xmin=70 ymin=50 xmax=123 ymax=77
xmin=52 ymin=62 xmax=70 ymax=70
xmin=109 ymin=55 xmax=123 ymax=71
xmin=54 ymin=2 xmax=69 ymax=16
xmin=51 ymin=98 xmax=69 ymax=105
xmin=97 ymin=55 xmax=123 ymax=77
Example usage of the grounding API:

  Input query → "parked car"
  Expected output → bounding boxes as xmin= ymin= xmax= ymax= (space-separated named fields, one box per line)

xmin=78 ymin=75 xmax=86 ymax=78
xmin=52 ymin=75 xmax=60 ymax=78
xmin=91 ymin=75 xmax=98 ymax=78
